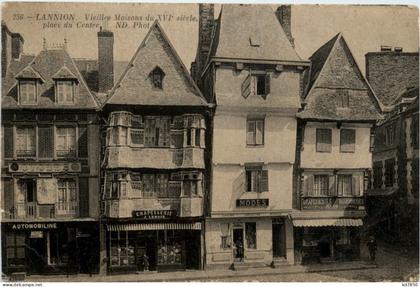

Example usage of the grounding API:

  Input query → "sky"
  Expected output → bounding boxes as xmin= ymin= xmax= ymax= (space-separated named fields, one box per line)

xmin=2 ymin=3 xmax=419 ymax=75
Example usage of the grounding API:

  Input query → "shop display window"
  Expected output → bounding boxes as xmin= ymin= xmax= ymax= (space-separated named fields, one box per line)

xmin=6 ymin=233 xmax=26 ymax=267
xmin=157 ymin=230 xmax=183 ymax=265
xmin=109 ymin=231 xmax=136 ymax=267
xmin=245 ymin=222 xmax=257 ymax=249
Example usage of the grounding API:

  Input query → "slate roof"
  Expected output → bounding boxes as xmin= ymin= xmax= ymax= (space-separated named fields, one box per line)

xmin=52 ymin=65 xmax=78 ymax=80
xmin=207 ymin=4 xmax=303 ymax=64
xmin=2 ymin=48 xmax=99 ymax=109
xmin=104 ymin=21 xmax=208 ymax=107
xmin=15 ymin=65 xmax=45 ymax=82
xmin=298 ymin=33 xmax=383 ymax=122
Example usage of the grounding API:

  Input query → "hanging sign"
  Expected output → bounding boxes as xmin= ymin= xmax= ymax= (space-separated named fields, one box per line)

xmin=236 ymin=199 xmax=269 ymax=208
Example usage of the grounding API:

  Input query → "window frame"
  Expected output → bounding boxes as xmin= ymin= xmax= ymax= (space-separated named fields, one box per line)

xmin=55 ymin=126 xmax=77 ymax=159
xmin=340 ymin=128 xmax=356 ymax=153
xmin=316 ymin=128 xmax=332 ymax=153
xmin=18 ymin=80 xmax=37 ymax=105
xmin=246 ymin=118 xmax=264 ymax=146
xmin=312 ymin=174 xmax=330 ymax=196
xmin=55 ymin=80 xmax=75 ymax=105
xmin=16 ymin=126 xmax=37 ymax=158
xmin=337 ymin=174 xmax=353 ymax=196
xmin=245 ymin=222 xmax=257 ymax=249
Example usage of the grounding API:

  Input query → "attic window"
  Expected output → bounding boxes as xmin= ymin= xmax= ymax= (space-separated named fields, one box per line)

xmin=249 ymin=37 xmax=260 ymax=47
xmin=19 ymin=80 xmax=37 ymax=105
xmin=150 ymin=67 xmax=165 ymax=89
xmin=56 ymin=80 xmax=74 ymax=104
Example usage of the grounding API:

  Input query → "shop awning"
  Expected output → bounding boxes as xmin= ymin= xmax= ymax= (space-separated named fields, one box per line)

xmin=106 ymin=222 xmax=202 ymax=231
xmin=292 ymin=218 xmax=363 ymax=227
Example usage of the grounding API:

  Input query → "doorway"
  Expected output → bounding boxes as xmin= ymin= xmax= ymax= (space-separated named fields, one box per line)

xmin=272 ymin=221 xmax=286 ymax=258
xmin=28 ymin=233 xmax=47 ymax=274
xmin=233 ymin=226 xmax=244 ymax=261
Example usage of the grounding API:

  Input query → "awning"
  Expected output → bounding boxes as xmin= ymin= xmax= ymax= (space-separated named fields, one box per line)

xmin=293 ymin=218 xmax=363 ymax=227
xmin=106 ymin=222 xmax=202 ymax=231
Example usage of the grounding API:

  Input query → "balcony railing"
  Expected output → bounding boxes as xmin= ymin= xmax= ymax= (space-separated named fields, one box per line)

xmin=16 ymin=149 xmax=36 ymax=158
xmin=300 ymin=196 xmax=365 ymax=210
xmin=9 ymin=202 xmax=78 ymax=219
xmin=56 ymin=149 xmax=76 ymax=159
xmin=14 ymin=202 xmax=37 ymax=218
xmin=55 ymin=201 xmax=78 ymax=216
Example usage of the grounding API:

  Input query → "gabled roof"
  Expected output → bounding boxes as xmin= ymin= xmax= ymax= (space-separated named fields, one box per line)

xmin=104 ymin=21 xmax=208 ymax=107
xmin=298 ymin=33 xmax=383 ymax=122
xmin=207 ymin=4 xmax=303 ymax=64
xmin=2 ymin=48 xmax=99 ymax=109
xmin=52 ymin=65 xmax=78 ymax=80
xmin=15 ymin=65 xmax=45 ymax=82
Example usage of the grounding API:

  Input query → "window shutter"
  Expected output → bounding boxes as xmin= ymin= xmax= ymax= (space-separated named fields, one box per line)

xmin=329 ymin=175 xmax=336 ymax=196
xmin=256 ymin=120 xmax=264 ymax=145
xmin=261 ymin=170 xmax=269 ymax=192
xmin=38 ymin=126 xmax=54 ymax=158
xmin=352 ymin=175 xmax=360 ymax=196
xmin=246 ymin=121 xmax=255 ymax=145
xmin=264 ymin=73 xmax=270 ymax=98
xmin=340 ymin=129 xmax=355 ymax=152
xmin=78 ymin=125 xmax=88 ymax=158
xmin=3 ymin=179 xmax=14 ymax=216
xmin=3 ymin=126 xmax=13 ymax=158
xmin=241 ymin=73 xmax=252 ymax=98
xmin=79 ymin=177 xmax=89 ymax=217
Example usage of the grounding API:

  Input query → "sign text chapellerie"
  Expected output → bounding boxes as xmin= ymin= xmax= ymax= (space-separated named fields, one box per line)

xmin=132 ymin=210 xmax=176 ymax=219
xmin=236 ymin=199 xmax=269 ymax=208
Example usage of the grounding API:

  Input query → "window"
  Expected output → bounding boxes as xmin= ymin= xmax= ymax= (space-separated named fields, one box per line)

xmin=141 ymin=174 xmax=169 ymax=198
xmin=412 ymin=114 xmax=419 ymax=147
xmin=56 ymin=127 xmax=76 ymax=158
xmin=241 ymin=73 xmax=270 ymax=98
xmin=340 ymin=129 xmax=356 ymax=153
xmin=245 ymin=165 xmax=268 ymax=192
xmin=56 ymin=80 xmax=74 ymax=104
xmin=385 ymin=123 xmax=395 ymax=146
xmin=245 ymin=223 xmax=256 ymax=249
xmin=338 ymin=90 xmax=350 ymax=108
xmin=220 ymin=223 xmax=231 ymax=249
xmin=57 ymin=179 xmax=77 ymax=204
xmin=246 ymin=119 xmax=264 ymax=146
xmin=144 ymin=117 xmax=170 ymax=147
xmin=19 ymin=80 xmax=37 ymax=104
xmin=337 ymin=175 xmax=353 ymax=196
xmin=316 ymin=128 xmax=332 ymax=153
xmin=16 ymin=127 xmax=36 ymax=157
xmin=183 ymin=175 xmax=199 ymax=197
xmin=111 ymin=127 xmax=128 ymax=146
xmin=313 ymin=175 xmax=329 ymax=196
xmin=3 ymin=126 xmax=14 ymax=158
xmin=150 ymin=67 xmax=165 ymax=89
xmin=109 ymin=231 xmax=135 ymax=267
xmin=373 ymin=161 xmax=383 ymax=188
xmin=5 ymin=233 xmax=26 ymax=267
xmin=385 ymin=159 xmax=395 ymax=187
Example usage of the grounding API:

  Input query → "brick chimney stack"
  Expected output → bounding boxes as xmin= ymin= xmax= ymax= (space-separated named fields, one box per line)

xmin=276 ymin=5 xmax=295 ymax=48
xmin=193 ymin=4 xmax=214 ymax=83
xmin=2 ymin=22 xmax=24 ymax=78
xmin=97 ymin=26 xmax=114 ymax=93
xmin=11 ymin=33 xmax=24 ymax=59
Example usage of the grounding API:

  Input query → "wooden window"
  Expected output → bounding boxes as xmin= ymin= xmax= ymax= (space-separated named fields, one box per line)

xmin=245 ymin=165 xmax=268 ymax=192
xmin=313 ymin=175 xmax=329 ymax=196
xmin=57 ymin=179 xmax=77 ymax=204
xmin=56 ymin=127 xmax=76 ymax=158
xmin=144 ymin=117 xmax=170 ymax=147
xmin=337 ymin=175 xmax=353 ymax=196
xmin=38 ymin=126 xmax=54 ymax=158
xmin=385 ymin=158 xmax=395 ymax=187
xmin=16 ymin=126 xmax=36 ymax=158
xmin=78 ymin=125 xmax=88 ymax=158
xmin=246 ymin=119 xmax=264 ymax=146
xmin=3 ymin=126 xmax=14 ymax=158
xmin=340 ymin=129 xmax=356 ymax=153
xmin=316 ymin=128 xmax=332 ymax=153
xmin=56 ymin=80 xmax=74 ymax=104
xmin=373 ymin=161 xmax=383 ymax=189
xmin=245 ymin=222 xmax=257 ymax=249
xmin=255 ymin=74 xmax=270 ymax=97
xmin=19 ymin=80 xmax=36 ymax=104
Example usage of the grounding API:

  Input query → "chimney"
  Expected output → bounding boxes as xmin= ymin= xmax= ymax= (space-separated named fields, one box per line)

xmin=194 ymin=4 xmax=214 ymax=83
xmin=97 ymin=26 xmax=114 ymax=93
xmin=276 ymin=5 xmax=294 ymax=48
xmin=380 ymin=45 xmax=392 ymax=52
xmin=11 ymin=33 xmax=24 ymax=59
xmin=394 ymin=47 xmax=403 ymax=52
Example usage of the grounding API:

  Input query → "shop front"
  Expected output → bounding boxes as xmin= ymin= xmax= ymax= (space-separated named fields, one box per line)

xmin=105 ymin=221 xmax=202 ymax=273
xmin=293 ymin=218 xmax=363 ymax=264
xmin=1 ymin=221 xmax=99 ymax=275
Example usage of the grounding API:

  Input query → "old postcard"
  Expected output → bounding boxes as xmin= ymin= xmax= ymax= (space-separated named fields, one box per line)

xmin=0 ymin=2 xmax=419 ymax=283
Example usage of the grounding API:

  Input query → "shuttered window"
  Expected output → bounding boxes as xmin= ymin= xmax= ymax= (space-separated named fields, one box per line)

xmin=313 ymin=175 xmax=329 ymax=196
xmin=337 ymin=175 xmax=353 ymax=196
xmin=38 ymin=126 xmax=54 ymax=158
xmin=78 ymin=125 xmax=88 ymax=158
xmin=245 ymin=166 xmax=268 ymax=192
xmin=241 ymin=73 xmax=251 ymax=98
xmin=340 ymin=129 xmax=356 ymax=153
xmin=3 ymin=126 xmax=14 ymax=158
xmin=16 ymin=127 xmax=36 ymax=158
xmin=316 ymin=128 xmax=332 ymax=153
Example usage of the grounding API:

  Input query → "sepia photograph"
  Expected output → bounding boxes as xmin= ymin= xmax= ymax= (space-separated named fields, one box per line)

xmin=0 ymin=2 xmax=418 ymax=284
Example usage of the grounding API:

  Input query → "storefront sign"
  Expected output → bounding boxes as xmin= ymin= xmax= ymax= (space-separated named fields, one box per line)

xmin=132 ymin=210 xmax=176 ymax=219
xmin=301 ymin=197 xmax=365 ymax=210
xmin=8 ymin=162 xmax=81 ymax=173
xmin=30 ymin=231 xmax=44 ymax=238
xmin=11 ymin=223 xmax=57 ymax=230
xmin=236 ymin=199 xmax=269 ymax=208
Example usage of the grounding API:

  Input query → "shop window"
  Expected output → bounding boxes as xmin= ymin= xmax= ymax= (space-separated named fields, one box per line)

xmin=16 ymin=126 xmax=36 ymax=158
xmin=57 ymin=179 xmax=77 ymax=215
xmin=313 ymin=175 xmax=329 ymax=196
xmin=144 ymin=117 xmax=170 ymax=147
xmin=245 ymin=165 xmax=268 ymax=193
xmin=340 ymin=129 xmax=356 ymax=153
xmin=385 ymin=158 xmax=395 ymax=187
xmin=373 ymin=161 xmax=383 ymax=188
xmin=19 ymin=80 xmax=37 ymax=105
xmin=157 ymin=230 xmax=183 ymax=265
xmin=56 ymin=127 xmax=76 ymax=158
xmin=6 ymin=233 xmax=26 ymax=267
xmin=316 ymin=128 xmax=332 ymax=153
xmin=109 ymin=231 xmax=135 ymax=267
xmin=246 ymin=118 xmax=264 ymax=146
xmin=56 ymin=80 xmax=74 ymax=104
xmin=336 ymin=229 xmax=350 ymax=245
xmin=337 ymin=175 xmax=353 ymax=196
xmin=245 ymin=222 xmax=257 ymax=249
xmin=220 ymin=223 xmax=231 ymax=249
xmin=48 ymin=229 xmax=73 ymax=265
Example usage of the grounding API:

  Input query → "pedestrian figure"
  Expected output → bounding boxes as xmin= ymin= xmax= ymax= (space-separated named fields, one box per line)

xmin=235 ymin=239 xmax=244 ymax=262
xmin=367 ymin=235 xmax=377 ymax=262
xmin=143 ymin=254 xmax=149 ymax=271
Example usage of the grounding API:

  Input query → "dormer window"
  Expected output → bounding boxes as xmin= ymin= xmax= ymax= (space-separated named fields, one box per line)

xmin=19 ymin=80 xmax=37 ymax=105
xmin=56 ymin=80 xmax=74 ymax=104
xmin=150 ymin=67 xmax=165 ymax=89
